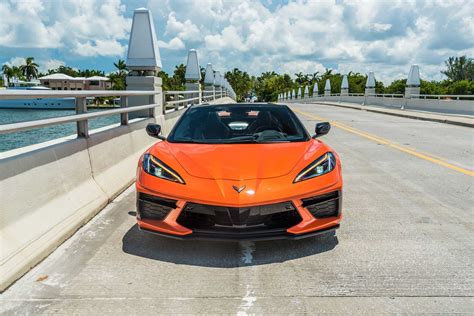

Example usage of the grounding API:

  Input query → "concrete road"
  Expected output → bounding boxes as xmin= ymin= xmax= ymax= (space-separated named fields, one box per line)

xmin=1 ymin=102 xmax=473 ymax=314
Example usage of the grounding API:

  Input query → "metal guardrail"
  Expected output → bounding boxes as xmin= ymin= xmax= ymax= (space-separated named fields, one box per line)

xmin=282 ymin=93 xmax=473 ymax=101
xmin=0 ymin=87 xmax=233 ymax=139
xmin=163 ymin=90 xmax=200 ymax=113
xmin=410 ymin=94 xmax=474 ymax=100
xmin=0 ymin=90 xmax=161 ymax=138
xmin=368 ymin=94 xmax=404 ymax=98
xmin=163 ymin=89 xmax=227 ymax=113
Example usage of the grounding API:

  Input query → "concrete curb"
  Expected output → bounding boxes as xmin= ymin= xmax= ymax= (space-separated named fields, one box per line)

xmin=309 ymin=101 xmax=474 ymax=128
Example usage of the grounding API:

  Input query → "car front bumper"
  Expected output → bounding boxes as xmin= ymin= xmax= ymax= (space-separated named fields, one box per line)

xmin=135 ymin=181 xmax=343 ymax=241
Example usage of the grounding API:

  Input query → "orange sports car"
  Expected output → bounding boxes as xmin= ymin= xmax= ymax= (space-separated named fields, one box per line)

xmin=136 ymin=103 xmax=342 ymax=241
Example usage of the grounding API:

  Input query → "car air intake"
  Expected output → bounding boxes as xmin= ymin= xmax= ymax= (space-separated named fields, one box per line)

xmin=301 ymin=191 xmax=341 ymax=218
xmin=137 ymin=193 xmax=177 ymax=220
xmin=177 ymin=201 xmax=302 ymax=238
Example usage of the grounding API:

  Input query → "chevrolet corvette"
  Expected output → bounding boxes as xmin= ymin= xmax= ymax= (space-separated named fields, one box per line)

xmin=135 ymin=103 xmax=342 ymax=241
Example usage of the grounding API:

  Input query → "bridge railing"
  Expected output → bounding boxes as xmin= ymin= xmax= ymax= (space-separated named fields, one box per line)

xmin=0 ymin=90 xmax=161 ymax=138
xmin=410 ymin=94 xmax=474 ymax=101
xmin=282 ymin=92 xmax=474 ymax=116
xmin=163 ymin=90 xmax=200 ymax=113
xmin=0 ymin=88 xmax=235 ymax=138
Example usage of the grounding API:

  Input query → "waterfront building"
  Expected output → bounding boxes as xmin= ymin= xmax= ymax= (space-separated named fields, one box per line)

xmin=38 ymin=74 xmax=111 ymax=90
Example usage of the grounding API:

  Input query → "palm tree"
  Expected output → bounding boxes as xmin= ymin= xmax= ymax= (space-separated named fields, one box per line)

xmin=309 ymin=72 xmax=320 ymax=85
xmin=113 ymin=59 xmax=127 ymax=76
xmin=294 ymin=72 xmax=304 ymax=85
xmin=20 ymin=57 xmax=39 ymax=81
xmin=323 ymin=68 xmax=333 ymax=77
xmin=2 ymin=64 xmax=13 ymax=85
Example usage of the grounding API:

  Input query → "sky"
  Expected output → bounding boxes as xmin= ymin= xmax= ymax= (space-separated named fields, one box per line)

xmin=0 ymin=0 xmax=473 ymax=84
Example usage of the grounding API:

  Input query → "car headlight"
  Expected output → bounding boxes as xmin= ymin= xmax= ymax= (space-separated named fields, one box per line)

xmin=142 ymin=153 xmax=185 ymax=184
xmin=294 ymin=152 xmax=336 ymax=183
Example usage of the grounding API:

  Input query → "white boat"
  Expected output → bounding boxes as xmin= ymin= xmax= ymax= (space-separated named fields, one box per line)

xmin=0 ymin=82 xmax=76 ymax=110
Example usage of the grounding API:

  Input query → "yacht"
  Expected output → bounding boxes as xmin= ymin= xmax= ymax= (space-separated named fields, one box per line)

xmin=0 ymin=81 xmax=76 ymax=110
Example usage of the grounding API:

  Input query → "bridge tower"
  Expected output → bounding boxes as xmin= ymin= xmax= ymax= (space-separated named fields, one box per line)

xmin=185 ymin=49 xmax=201 ymax=105
xmin=313 ymin=83 xmax=318 ymax=98
xmin=324 ymin=79 xmax=331 ymax=96
xmin=204 ymin=63 xmax=215 ymax=100
xmin=365 ymin=72 xmax=376 ymax=96
xmin=405 ymin=65 xmax=420 ymax=99
xmin=214 ymin=71 xmax=222 ymax=98
xmin=341 ymin=75 xmax=349 ymax=96
xmin=126 ymin=8 xmax=163 ymax=117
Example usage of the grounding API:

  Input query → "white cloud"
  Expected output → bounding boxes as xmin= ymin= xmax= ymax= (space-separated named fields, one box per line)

xmin=40 ymin=59 xmax=65 ymax=72
xmin=5 ymin=57 xmax=26 ymax=67
xmin=74 ymin=39 xmax=127 ymax=57
xmin=0 ymin=0 xmax=131 ymax=57
xmin=1 ymin=0 xmax=472 ymax=83
xmin=165 ymin=12 xmax=201 ymax=41
xmin=158 ymin=37 xmax=185 ymax=50
xmin=147 ymin=0 xmax=473 ymax=83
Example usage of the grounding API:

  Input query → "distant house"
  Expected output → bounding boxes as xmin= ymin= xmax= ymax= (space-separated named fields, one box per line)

xmin=39 ymin=74 xmax=111 ymax=90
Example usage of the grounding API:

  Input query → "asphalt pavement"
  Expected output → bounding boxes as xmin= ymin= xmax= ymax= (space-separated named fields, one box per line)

xmin=1 ymin=102 xmax=473 ymax=314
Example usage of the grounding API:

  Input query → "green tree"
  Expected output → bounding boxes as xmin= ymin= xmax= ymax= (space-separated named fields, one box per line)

xmin=48 ymin=65 xmax=79 ymax=77
xmin=254 ymin=72 xmax=294 ymax=102
xmin=347 ymin=72 xmax=366 ymax=94
xmin=225 ymin=68 xmax=253 ymax=102
xmin=20 ymin=57 xmax=39 ymax=81
xmin=79 ymin=69 xmax=105 ymax=77
xmin=441 ymin=56 xmax=473 ymax=81
xmin=446 ymin=80 xmax=473 ymax=95
xmin=113 ymin=59 xmax=127 ymax=75
xmin=157 ymin=70 xmax=172 ymax=91
xmin=108 ymin=59 xmax=128 ymax=90
xmin=169 ymin=64 xmax=186 ymax=90
xmin=2 ymin=64 xmax=13 ymax=85
xmin=385 ymin=79 xmax=406 ymax=94
xmin=420 ymin=80 xmax=448 ymax=95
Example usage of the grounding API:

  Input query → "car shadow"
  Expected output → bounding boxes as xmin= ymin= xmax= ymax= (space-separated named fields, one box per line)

xmin=122 ymin=224 xmax=338 ymax=267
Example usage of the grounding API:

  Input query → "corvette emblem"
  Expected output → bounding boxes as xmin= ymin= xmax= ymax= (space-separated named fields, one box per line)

xmin=232 ymin=185 xmax=246 ymax=193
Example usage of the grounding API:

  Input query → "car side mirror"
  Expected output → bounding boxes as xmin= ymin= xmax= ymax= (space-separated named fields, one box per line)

xmin=146 ymin=123 xmax=166 ymax=140
xmin=313 ymin=122 xmax=331 ymax=138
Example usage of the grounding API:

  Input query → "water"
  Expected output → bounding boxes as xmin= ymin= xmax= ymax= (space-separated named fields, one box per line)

xmin=0 ymin=109 xmax=122 ymax=152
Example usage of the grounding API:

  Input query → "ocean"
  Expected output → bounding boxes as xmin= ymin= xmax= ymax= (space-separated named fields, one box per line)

xmin=0 ymin=109 xmax=122 ymax=152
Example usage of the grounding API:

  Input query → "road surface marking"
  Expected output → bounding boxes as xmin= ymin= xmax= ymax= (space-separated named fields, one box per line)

xmin=292 ymin=108 xmax=474 ymax=177
xmin=237 ymin=285 xmax=257 ymax=316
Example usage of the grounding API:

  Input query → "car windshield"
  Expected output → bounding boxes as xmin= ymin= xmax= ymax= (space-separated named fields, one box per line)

xmin=167 ymin=104 xmax=309 ymax=144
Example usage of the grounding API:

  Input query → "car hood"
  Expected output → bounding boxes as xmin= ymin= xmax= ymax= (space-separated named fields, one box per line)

xmin=152 ymin=141 xmax=322 ymax=181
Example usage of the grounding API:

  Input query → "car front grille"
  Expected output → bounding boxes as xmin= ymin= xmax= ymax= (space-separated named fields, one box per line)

xmin=177 ymin=201 xmax=302 ymax=237
xmin=137 ymin=193 xmax=177 ymax=220
xmin=301 ymin=191 xmax=341 ymax=218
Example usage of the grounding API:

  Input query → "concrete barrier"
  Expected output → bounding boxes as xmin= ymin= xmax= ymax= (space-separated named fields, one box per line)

xmin=406 ymin=98 xmax=474 ymax=116
xmin=0 ymin=109 xmax=188 ymax=291
xmin=295 ymin=95 xmax=474 ymax=116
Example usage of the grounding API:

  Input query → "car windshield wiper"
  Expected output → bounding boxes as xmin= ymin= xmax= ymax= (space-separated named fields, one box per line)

xmin=224 ymin=135 xmax=260 ymax=143
xmin=170 ymin=138 xmax=207 ymax=143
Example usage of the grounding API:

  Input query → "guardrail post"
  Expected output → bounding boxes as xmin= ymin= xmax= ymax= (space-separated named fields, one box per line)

xmin=120 ymin=96 xmax=129 ymax=125
xmin=175 ymin=93 xmax=180 ymax=111
xmin=75 ymin=97 xmax=88 ymax=138
xmin=148 ymin=95 xmax=155 ymax=117
xmin=162 ymin=92 xmax=166 ymax=115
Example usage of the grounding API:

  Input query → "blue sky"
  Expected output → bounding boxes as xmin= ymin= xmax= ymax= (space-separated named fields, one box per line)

xmin=0 ymin=0 xmax=473 ymax=84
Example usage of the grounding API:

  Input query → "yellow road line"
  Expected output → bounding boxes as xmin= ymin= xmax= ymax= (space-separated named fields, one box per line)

xmin=292 ymin=107 xmax=474 ymax=177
